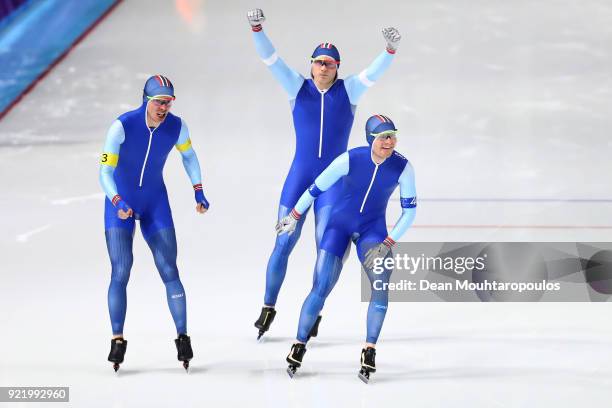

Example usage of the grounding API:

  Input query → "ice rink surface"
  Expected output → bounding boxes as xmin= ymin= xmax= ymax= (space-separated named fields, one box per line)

xmin=1 ymin=0 xmax=611 ymax=406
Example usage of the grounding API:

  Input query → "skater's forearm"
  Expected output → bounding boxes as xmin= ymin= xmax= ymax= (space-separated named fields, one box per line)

xmin=99 ymin=166 xmax=119 ymax=200
xmin=179 ymin=149 xmax=202 ymax=186
xmin=388 ymin=207 xmax=416 ymax=242
xmin=252 ymin=30 xmax=304 ymax=99
xmin=345 ymin=50 xmax=394 ymax=105
xmin=363 ymin=49 xmax=395 ymax=83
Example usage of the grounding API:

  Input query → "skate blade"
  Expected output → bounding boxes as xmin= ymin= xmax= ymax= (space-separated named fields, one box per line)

xmin=256 ymin=330 xmax=265 ymax=342
xmin=358 ymin=372 xmax=370 ymax=384
xmin=183 ymin=362 xmax=190 ymax=373
xmin=112 ymin=363 xmax=120 ymax=373
xmin=286 ymin=367 xmax=296 ymax=378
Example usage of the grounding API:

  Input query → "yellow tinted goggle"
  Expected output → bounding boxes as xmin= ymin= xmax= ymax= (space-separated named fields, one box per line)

xmin=147 ymin=95 xmax=175 ymax=101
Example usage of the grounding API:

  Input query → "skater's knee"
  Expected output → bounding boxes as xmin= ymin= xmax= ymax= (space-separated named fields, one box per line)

xmin=370 ymin=284 xmax=389 ymax=305
xmin=310 ymin=284 xmax=331 ymax=302
xmin=155 ymin=258 xmax=179 ymax=283
xmin=110 ymin=260 xmax=132 ymax=284
xmin=273 ymin=233 xmax=300 ymax=257
xmin=164 ymin=277 xmax=184 ymax=293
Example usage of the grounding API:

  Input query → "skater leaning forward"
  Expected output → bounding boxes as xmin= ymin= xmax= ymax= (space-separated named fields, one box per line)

xmin=278 ymin=115 xmax=417 ymax=383
xmin=99 ymin=75 xmax=210 ymax=372
xmin=247 ymin=7 xmax=402 ymax=340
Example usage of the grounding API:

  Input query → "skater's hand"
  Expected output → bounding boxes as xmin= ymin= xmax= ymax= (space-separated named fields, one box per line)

xmin=113 ymin=195 xmax=133 ymax=219
xmin=247 ymin=8 xmax=265 ymax=28
xmin=194 ymin=185 xmax=209 ymax=213
xmin=117 ymin=208 xmax=133 ymax=220
xmin=363 ymin=239 xmax=394 ymax=271
xmin=382 ymin=27 xmax=401 ymax=53
xmin=196 ymin=202 xmax=208 ymax=214
xmin=275 ymin=209 xmax=301 ymax=235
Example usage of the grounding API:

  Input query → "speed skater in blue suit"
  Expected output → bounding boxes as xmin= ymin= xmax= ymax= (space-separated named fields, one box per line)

xmin=99 ymin=75 xmax=210 ymax=372
xmin=247 ymin=8 xmax=402 ymax=340
xmin=279 ymin=115 xmax=417 ymax=382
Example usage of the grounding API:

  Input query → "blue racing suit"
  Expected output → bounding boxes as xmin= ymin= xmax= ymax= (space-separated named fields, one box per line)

xmin=291 ymin=146 xmax=417 ymax=344
xmin=252 ymin=28 xmax=397 ymax=306
xmin=99 ymin=102 xmax=206 ymax=335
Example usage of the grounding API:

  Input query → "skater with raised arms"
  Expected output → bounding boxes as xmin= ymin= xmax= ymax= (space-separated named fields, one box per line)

xmin=247 ymin=8 xmax=402 ymax=340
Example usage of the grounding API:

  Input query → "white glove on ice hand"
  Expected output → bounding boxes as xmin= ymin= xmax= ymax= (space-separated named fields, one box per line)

xmin=363 ymin=238 xmax=395 ymax=271
xmin=247 ymin=8 xmax=266 ymax=30
xmin=275 ymin=209 xmax=301 ymax=236
xmin=382 ymin=27 xmax=401 ymax=53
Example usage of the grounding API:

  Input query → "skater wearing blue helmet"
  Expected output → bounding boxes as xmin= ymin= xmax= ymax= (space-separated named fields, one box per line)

xmin=247 ymin=8 xmax=402 ymax=340
xmin=279 ymin=115 xmax=417 ymax=383
xmin=99 ymin=75 xmax=209 ymax=372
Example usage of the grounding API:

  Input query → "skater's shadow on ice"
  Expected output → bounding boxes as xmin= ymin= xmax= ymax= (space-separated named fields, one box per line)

xmin=257 ymin=336 xmax=294 ymax=344
xmin=382 ymin=336 xmax=461 ymax=344
xmin=258 ymin=337 xmax=353 ymax=348
xmin=247 ymin=367 xmax=319 ymax=378
xmin=372 ymin=366 xmax=612 ymax=383
xmin=115 ymin=366 xmax=206 ymax=376
xmin=306 ymin=340 xmax=353 ymax=348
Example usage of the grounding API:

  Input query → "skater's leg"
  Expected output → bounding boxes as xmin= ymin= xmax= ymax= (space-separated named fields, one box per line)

xmin=143 ymin=227 xmax=188 ymax=335
xmin=306 ymin=197 xmax=333 ymax=334
xmin=263 ymin=204 xmax=308 ymax=306
xmin=365 ymin=265 xmax=391 ymax=345
xmin=105 ymin=227 xmax=135 ymax=337
xmin=313 ymin=203 xmax=332 ymax=251
xmin=312 ymin=181 xmax=341 ymax=250
xmin=357 ymin=231 xmax=392 ymax=346
xmin=304 ymin=198 xmax=348 ymax=339
xmin=296 ymin=248 xmax=346 ymax=342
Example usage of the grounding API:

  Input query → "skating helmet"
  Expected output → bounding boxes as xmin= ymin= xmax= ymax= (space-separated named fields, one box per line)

xmin=311 ymin=42 xmax=340 ymax=67
xmin=143 ymin=75 xmax=175 ymax=103
xmin=365 ymin=114 xmax=397 ymax=145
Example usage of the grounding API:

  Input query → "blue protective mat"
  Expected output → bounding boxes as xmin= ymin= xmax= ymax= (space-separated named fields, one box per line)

xmin=0 ymin=0 xmax=119 ymax=116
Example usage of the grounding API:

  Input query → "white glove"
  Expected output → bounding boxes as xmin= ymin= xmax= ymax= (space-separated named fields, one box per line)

xmin=275 ymin=209 xmax=301 ymax=236
xmin=247 ymin=8 xmax=266 ymax=28
xmin=382 ymin=27 xmax=401 ymax=52
xmin=363 ymin=240 xmax=393 ymax=271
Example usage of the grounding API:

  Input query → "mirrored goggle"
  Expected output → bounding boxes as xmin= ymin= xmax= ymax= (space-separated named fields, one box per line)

xmin=147 ymin=96 xmax=175 ymax=106
xmin=373 ymin=130 xmax=397 ymax=140
xmin=311 ymin=58 xmax=339 ymax=68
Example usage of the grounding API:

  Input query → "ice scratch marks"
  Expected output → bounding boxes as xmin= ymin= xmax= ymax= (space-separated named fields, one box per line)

xmin=547 ymin=42 xmax=608 ymax=58
xmin=508 ymin=100 xmax=603 ymax=118
xmin=16 ymin=225 xmax=50 ymax=243
xmin=50 ymin=193 xmax=104 ymax=205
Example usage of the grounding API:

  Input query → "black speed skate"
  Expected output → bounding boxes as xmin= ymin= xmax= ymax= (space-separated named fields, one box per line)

xmin=307 ymin=315 xmax=322 ymax=341
xmin=286 ymin=343 xmax=307 ymax=378
xmin=108 ymin=338 xmax=127 ymax=372
xmin=358 ymin=347 xmax=376 ymax=384
xmin=175 ymin=334 xmax=193 ymax=371
xmin=254 ymin=306 xmax=276 ymax=340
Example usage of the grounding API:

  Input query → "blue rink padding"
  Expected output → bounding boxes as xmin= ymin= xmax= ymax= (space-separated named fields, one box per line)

xmin=0 ymin=0 xmax=32 ymax=24
xmin=0 ymin=0 xmax=121 ymax=119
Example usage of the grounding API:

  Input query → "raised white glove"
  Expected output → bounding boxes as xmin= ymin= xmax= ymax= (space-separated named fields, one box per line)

xmin=247 ymin=8 xmax=266 ymax=28
xmin=275 ymin=209 xmax=301 ymax=236
xmin=382 ymin=27 xmax=401 ymax=52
